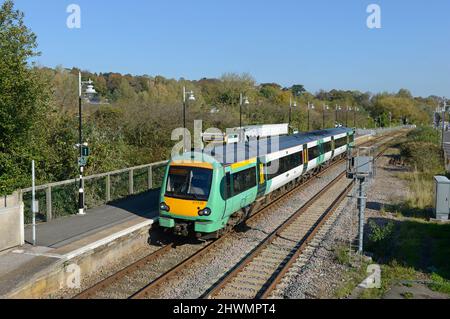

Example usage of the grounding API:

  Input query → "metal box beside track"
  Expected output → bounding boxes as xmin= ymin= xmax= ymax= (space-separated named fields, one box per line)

xmin=434 ymin=176 xmax=450 ymax=221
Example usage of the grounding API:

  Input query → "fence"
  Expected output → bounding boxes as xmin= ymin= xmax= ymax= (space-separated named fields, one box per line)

xmin=356 ymin=126 xmax=407 ymax=137
xmin=20 ymin=161 xmax=168 ymax=224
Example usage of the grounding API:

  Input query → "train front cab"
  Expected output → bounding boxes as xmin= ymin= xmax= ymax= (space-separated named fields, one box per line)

xmin=158 ymin=155 xmax=227 ymax=237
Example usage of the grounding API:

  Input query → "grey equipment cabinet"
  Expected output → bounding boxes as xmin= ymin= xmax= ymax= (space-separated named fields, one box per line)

xmin=434 ymin=176 xmax=450 ymax=220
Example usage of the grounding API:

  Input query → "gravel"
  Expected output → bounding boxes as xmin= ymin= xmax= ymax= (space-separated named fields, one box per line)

xmin=271 ymin=147 xmax=409 ymax=299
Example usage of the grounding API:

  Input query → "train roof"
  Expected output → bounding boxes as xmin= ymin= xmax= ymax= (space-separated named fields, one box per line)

xmin=201 ymin=127 xmax=353 ymax=165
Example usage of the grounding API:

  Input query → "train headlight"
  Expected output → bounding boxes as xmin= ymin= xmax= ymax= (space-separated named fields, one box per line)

xmin=198 ymin=208 xmax=212 ymax=217
xmin=160 ymin=202 xmax=170 ymax=212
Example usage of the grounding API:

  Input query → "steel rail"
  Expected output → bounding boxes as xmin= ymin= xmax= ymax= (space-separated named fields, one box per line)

xmin=260 ymin=134 xmax=399 ymax=299
xmin=73 ymin=132 xmax=398 ymax=299
xmin=204 ymin=171 xmax=352 ymax=299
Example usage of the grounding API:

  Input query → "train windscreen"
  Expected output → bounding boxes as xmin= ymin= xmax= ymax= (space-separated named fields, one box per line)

xmin=166 ymin=166 xmax=213 ymax=201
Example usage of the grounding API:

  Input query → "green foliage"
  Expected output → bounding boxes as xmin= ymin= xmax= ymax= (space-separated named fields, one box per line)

xmin=334 ymin=244 xmax=351 ymax=266
xmin=406 ymin=126 xmax=440 ymax=145
xmin=399 ymin=128 xmax=443 ymax=174
xmin=367 ymin=221 xmax=396 ymax=261
xmin=0 ymin=0 xmax=51 ymax=194
xmin=429 ymin=273 xmax=450 ymax=295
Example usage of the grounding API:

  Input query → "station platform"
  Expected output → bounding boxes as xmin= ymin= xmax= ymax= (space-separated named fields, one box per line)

xmin=0 ymin=189 xmax=160 ymax=298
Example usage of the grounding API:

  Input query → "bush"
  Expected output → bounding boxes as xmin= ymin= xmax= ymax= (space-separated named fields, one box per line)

xmin=406 ymin=127 xmax=440 ymax=145
xmin=367 ymin=221 xmax=396 ymax=261
xmin=400 ymin=141 xmax=443 ymax=174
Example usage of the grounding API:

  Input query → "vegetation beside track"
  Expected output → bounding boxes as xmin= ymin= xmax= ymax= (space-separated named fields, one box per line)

xmin=335 ymin=127 xmax=450 ymax=299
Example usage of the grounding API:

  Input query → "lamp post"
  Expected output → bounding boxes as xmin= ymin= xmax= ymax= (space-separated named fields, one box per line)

xmin=77 ymin=72 xmax=96 ymax=216
xmin=441 ymin=97 xmax=447 ymax=148
xmin=289 ymin=97 xmax=297 ymax=133
xmin=346 ymin=106 xmax=352 ymax=127
xmin=240 ymin=93 xmax=250 ymax=130
xmin=307 ymin=102 xmax=315 ymax=131
xmin=354 ymin=107 xmax=360 ymax=128
xmin=335 ymin=105 xmax=342 ymax=127
xmin=322 ymin=104 xmax=329 ymax=129
xmin=182 ymin=86 xmax=195 ymax=153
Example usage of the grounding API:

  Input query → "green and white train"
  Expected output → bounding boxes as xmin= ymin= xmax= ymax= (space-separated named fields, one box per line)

xmin=159 ymin=127 xmax=355 ymax=239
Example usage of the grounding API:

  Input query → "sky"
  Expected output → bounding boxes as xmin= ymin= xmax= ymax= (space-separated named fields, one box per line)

xmin=11 ymin=0 xmax=450 ymax=97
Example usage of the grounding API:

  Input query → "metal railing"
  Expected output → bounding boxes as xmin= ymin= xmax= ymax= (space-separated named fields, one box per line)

xmin=20 ymin=161 xmax=168 ymax=224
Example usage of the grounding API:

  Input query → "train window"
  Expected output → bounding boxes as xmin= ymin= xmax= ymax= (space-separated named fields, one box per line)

xmin=232 ymin=168 xmax=257 ymax=195
xmin=323 ymin=142 xmax=332 ymax=153
xmin=222 ymin=173 xmax=232 ymax=200
xmin=335 ymin=137 xmax=347 ymax=149
xmin=265 ymin=159 xmax=279 ymax=181
xmin=166 ymin=167 xmax=213 ymax=201
xmin=349 ymin=134 xmax=355 ymax=143
xmin=265 ymin=152 xmax=302 ymax=180
xmin=308 ymin=146 xmax=321 ymax=161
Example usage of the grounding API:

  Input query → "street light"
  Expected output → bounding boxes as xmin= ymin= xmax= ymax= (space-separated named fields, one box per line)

xmin=354 ymin=107 xmax=360 ymax=128
xmin=335 ymin=105 xmax=342 ymax=127
xmin=289 ymin=97 xmax=297 ymax=133
xmin=307 ymin=102 xmax=315 ymax=131
xmin=441 ymin=97 xmax=447 ymax=148
xmin=183 ymin=86 xmax=195 ymax=153
xmin=77 ymin=72 xmax=96 ymax=216
xmin=322 ymin=104 xmax=329 ymax=129
xmin=239 ymin=93 xmax=250 ymax=130
xmin=346 ymin=106 xmax=352 ymax=127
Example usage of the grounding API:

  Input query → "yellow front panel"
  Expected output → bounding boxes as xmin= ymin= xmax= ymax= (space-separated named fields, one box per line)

xmin=164 ymin=197 xmax=207 ymax=217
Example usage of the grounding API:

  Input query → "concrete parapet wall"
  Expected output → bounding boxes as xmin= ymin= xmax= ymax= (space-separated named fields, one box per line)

xmin=6 ymin=222 xmax=153 ymax=299
xmin=0 ymin=193 xmax=24 ymax=252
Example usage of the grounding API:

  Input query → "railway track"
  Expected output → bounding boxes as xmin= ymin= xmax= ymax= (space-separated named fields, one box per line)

xmin=73 ymin=131 xmax=402 ymax=299
xmin=204 ymin=171 xmax=352 ymax=299
xmin=205 ymin=134 xmax=397 ymax=299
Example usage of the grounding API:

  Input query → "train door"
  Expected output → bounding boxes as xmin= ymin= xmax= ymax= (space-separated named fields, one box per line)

xmin=223 ymin=170 xmax=234 ymax=217
xmin=318 ymin=139 xmax=325 ymax=165
xmin=257 ymin=158 xmax=267 ymax=198
xmin=302 ymin=144 xmax=309 ymax=175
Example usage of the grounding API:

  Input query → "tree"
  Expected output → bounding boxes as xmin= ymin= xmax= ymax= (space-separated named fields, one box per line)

xmin=290 ymin=84 xmax=306 ymax=97
xmin=0 ymin=0 xmax=50 ymax=194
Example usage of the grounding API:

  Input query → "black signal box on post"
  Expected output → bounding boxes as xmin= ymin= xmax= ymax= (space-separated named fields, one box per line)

xmin=81 ymin=146 xmax=90 ymax=157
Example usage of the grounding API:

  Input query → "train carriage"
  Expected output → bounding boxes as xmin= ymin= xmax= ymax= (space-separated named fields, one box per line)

xmin=159 ymin=127 xmax=355 ymax=239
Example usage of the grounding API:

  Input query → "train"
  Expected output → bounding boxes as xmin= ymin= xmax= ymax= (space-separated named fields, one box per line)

xmin=158 ymin=127 xmax=355 ymax=239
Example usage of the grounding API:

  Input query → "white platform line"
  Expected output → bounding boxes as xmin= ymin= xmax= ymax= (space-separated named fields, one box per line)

xmin=62 ymin=218 xmax=156 ymax=261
